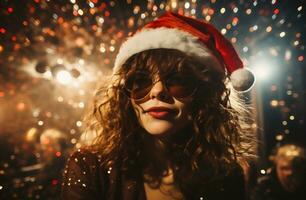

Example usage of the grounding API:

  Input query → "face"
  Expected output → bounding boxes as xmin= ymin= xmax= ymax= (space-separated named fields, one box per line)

xmin=276 ymin=158 xmax=302 ymax=192
xmin=128 ymin=70 xmax=194 ymax=136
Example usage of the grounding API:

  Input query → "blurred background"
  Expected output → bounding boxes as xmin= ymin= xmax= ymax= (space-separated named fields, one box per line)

xmin=0 ymin=0 xmax=305 ymax=199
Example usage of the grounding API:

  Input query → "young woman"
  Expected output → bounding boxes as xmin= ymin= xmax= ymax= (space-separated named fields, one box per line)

xmin=61 ymin=12 xmax=256 ymax=200
xmin=251 ymin=144 xmax=306 ymax=200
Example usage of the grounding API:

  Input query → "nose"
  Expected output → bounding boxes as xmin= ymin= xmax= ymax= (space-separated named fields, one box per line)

xmin=149 ymin=80 xmax=168 ymax=99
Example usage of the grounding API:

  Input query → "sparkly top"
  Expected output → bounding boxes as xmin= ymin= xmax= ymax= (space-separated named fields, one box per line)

xmin=61 ymin=149 xmax=146 ymax=199
xmin=61 ymin=149 xmax=247 ymax=200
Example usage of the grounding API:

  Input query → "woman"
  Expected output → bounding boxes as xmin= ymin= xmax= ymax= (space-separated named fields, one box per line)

xmin=251 ymin=144 xmax=306 ymax=200
xmin=61 ymin=12 xmax=256 ymax=200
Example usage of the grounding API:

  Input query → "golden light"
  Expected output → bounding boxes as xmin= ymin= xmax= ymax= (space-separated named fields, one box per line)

xmin=16 ymin=102 xmax=26 ymax=111
xmin=270 ymin=100 xmax=278 ymax=107
xmin=26 ymin=128 xmax=38 ymax=142
xmin=56 ymin=70 xmax=72 ymax=84
xmin=252 ymin=58 xmax=275 ymax=80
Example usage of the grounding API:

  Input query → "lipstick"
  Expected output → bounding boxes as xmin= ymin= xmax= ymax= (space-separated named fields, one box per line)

xmin=145 ymin=107 xmax=176 ymax=119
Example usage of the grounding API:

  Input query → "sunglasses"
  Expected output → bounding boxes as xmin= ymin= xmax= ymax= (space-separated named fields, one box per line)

xmin=123 ymin=71 xmax=198 ymax=100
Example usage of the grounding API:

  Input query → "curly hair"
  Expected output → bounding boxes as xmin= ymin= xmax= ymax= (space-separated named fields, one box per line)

xmin=82 ymin=49 xmax=256 ymax=194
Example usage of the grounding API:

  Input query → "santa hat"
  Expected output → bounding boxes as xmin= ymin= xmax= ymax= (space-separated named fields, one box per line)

xmin=114 ymin=12 xmax=255 ymax=92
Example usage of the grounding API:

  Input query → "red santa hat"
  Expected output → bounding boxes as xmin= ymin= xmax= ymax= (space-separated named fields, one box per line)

xmin=114 ymin=12 xmax=255 ymax=92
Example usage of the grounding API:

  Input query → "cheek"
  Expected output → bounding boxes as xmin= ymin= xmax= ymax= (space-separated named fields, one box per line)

xmin=131 ymin=102 xmax=145 ymax=125
xmin=177 ymin=101 xmax=192 ymax=120
xmin=131 ymin=99 xmax=193 ymax=135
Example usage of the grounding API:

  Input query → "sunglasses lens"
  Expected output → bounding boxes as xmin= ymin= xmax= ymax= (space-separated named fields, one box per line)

xmin=131 ymin=85 xmax=152 ymax=100
xmin=125 ymin=72 xmax=198 ymax=100
xmin=125 ymin=72 xmax=152 ymax=100
xmin=166 ymin=73 xmax=197 ymax=98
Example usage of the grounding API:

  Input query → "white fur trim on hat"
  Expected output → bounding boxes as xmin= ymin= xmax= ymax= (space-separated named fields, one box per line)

xmin=113 ymin=27 xmax=223 ymax=74
xmin=230 ymin=68 xmax=255 ymax=92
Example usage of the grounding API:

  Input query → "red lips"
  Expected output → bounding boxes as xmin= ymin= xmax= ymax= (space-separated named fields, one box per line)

xmin=145 ymin=107 xmax=176 ymax=119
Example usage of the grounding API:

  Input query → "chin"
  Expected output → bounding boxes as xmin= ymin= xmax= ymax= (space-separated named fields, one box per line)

xmin=144 ymin=123 xmax=176 ymax=136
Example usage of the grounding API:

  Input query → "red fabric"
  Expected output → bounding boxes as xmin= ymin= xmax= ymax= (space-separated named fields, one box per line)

xmin=141 ymin=12 xmax=243 ymax=74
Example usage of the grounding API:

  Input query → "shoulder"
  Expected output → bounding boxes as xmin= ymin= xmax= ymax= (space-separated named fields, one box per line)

xmin=63 ymin=148 xmax=106 ymax=181
xmin=61 ymin=149 xmax=106 ymax=199
xmin=63 ymin=149 xmax=100 ymax=178
xmin=67 ymin=148 xmax=102 ymax=166
xmin=204 ymin=163 xmax=246 ymax=199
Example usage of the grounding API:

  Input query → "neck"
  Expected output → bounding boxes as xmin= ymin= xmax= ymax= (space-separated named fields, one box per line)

xmin=143 ymin=134 xmax=169 ymax=167
xmin=142 ymin=125 xmax=193 ymax=170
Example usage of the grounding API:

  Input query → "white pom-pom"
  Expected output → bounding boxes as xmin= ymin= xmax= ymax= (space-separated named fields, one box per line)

xmin=230 ymin=68 xmax=255 ymax=92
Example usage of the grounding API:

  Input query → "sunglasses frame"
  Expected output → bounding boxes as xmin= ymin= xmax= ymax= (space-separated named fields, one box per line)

xmin=123 ymin=71 xmax=199 ymax=101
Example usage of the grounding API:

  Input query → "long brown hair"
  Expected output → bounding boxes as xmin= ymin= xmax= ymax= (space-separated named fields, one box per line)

xmin=83 ymin=48 xmax=256 ymax=193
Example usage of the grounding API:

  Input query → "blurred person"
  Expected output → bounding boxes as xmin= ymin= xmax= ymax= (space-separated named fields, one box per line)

xmin=61 ymin=12 xmax=256 ymax=199
xmin=251 ymin=144 xmax=306 ymax=200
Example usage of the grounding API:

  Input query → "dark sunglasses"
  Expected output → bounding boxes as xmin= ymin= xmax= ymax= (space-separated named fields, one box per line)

xmin=123 ymin=71 xmax=198 ymax=100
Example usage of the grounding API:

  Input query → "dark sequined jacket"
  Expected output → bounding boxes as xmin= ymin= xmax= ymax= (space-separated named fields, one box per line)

xmin=61 ymin=149 xmax=247 ymax=200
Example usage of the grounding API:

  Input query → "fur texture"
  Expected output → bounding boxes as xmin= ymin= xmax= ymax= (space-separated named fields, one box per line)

xmin=114 ymin=28 xmax=223 ymax=74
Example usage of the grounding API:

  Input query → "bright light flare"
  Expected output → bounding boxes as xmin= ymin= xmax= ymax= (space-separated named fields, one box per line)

xmin=252 ymin=60 xmax=273 ymax=80
xmin=56 ymin=70 xmax=72 ymax=84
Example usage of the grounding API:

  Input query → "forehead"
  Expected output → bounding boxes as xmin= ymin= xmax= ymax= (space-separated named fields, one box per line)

xmin=123 ymin=49 xmax=203 ymax=75
xmin=276 ymin=158 xmax=292 ymax=167
xmin=132 ymin=57 xmax=188 ymax=74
